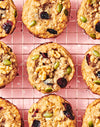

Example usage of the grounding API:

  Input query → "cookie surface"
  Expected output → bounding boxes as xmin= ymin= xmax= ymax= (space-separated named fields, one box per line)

xmin=82 ymin=45 xmax=100 ymax=95
xmin=28 ymin=94 xmax=76 ymax=127
xmin=27 ymin=42 xmax=75 ymax=93
xmin=22 ymin=0 xmax=70 ymax=38
xmin=0 ymin=97 xmax=21 ymax=127
xmin=82 ymin=99 xmax=100 ymax=127
xmin=0 ymin=0 xmax=17 ymax=38
xmin=77 ymin=0 xmax=100 ymax=39
xmin=0 ymin=41 xmax=17 ymax=88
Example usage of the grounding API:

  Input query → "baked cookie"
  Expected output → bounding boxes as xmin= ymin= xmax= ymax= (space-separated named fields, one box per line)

xmin=22 ymin=0 xmax=70 ymax=38
xmin=28 ymin=94 xmax=76 ymax=127
xmin=0 ymin=41 xmax=17 ymax=88
xmin=0 ymin=97 xmax=21 ymax=127
xmin=82 ymin=45 xmax=100 ymax=95
xmin=77 ymin=0 xmax=100 ymax=39
xmin=27 ymin=42 xmax=75 ymax=93
xmin=82 ymin=99 xmax=100 ymax=127
xmin=0 ymin=0 xmax=17 ymax=38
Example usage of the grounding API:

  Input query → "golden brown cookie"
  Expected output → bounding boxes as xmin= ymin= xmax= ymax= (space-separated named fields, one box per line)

xmin=28 ymin=94 xmax=76 ymax=127
xmin=82 ymin=99 xmax=100 ymax=127
xmin=27 ymin=42 xmax=75 ymax=93
xmin=82 ymin=45 xmax=100 ymax=95
xmin=77 ymin=0 xmax=100 ymax=39
xmin=0 ymin=0 xmax=17 ymax=38
xmin=0 ymin=97 xmax=21 ymax=127
xmin=22 ymin=0 xmax=70 ymax=38
xmin=0 ymin=41 xmax=17 ymax=88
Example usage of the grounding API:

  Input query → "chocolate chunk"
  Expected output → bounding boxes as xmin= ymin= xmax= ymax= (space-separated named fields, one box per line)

xmin=95 ymin=22 xmax=100 ymax=33
xmin=40 ymin=12 xmax=49 ymax=19
xmin=2 ymin=21 xmax=13 ymax=34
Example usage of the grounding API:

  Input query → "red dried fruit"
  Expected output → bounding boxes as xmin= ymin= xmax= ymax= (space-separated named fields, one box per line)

xmin=47 ymin=29 xmax=57 ymax=34
xmin=95 ymin=22 xmax=100 ymax=33
xmin=57 ymin=78 xmax=67 ymax=88
xmin=63 ymin=110 xmax=75 ymax=120
xmin=86 ymin=53 xmax=91 ymax=65
xmin=0 ymin=107 xmax=3 ymax=110
xmin=40 ymin=12 xmax=49 ymax=19
xmin=63 ymin=103 xmax=74 ymax=120
xmin=32 ymin=109 xmax=38 ymax=117
xmin=32 ymin=120 xmax=40 ymax=127
xmin=2 ymin=20 xmax=13 ymax=34
xmin=40 ymin=52 xmax=48 ymax=58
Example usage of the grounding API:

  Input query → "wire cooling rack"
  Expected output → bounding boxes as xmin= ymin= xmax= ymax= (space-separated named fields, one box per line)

xmin=0 ymin=0 xmax=100 ymax=126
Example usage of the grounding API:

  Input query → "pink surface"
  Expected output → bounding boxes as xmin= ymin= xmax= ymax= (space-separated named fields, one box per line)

xmin=0 ymin=0 xmax=99 ymax=127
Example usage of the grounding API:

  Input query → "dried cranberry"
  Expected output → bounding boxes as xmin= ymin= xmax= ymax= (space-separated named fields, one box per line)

xmin=32 ymin=109 xmax=38 ymax=117
xmin=86 ymin=54 xmax=91 ymax=65
xmin=63 ymin=103 xmax=72 ymax=111
xmin=57 ymin=78 xmax=67 ymax=88
xmin=97 ymin=71 xmax=100 ymax=78
xmin=63 ymin=103 xmax=74 ymax=120
xmin=0 ymin=107 xmax=3 ymax=110
xmin=0 ymin=0 xmax=4 ymax=1
xmin=47 ymin=29 xmax=57 ymax=34
xmin=63 ymin=110 xmax=75 ymax=120
xmin=95 ymin=22 xmax=100 ymax=33
xmin=32 ymin=120 xmax=40 ymax=127
xmin=40 ymin=12 xmax=49 ymax=19
xmin=2 ymin=21 xmax=13 ymax=34
xmin=40 ymin=52 xmax=48 ymax=58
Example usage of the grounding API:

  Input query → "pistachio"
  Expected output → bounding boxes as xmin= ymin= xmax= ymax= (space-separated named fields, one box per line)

xmin=45 ymin=88 xmax=53 ymax=93
xmin=64 ymin=9 xmax=68 ymax=16
xmin=93 ymin=80 xmax=100 ymax=85
xmin=32 ymin=55 xmax=39 ymax=60
xmin=90 ymin=34 xmax=96 ymax=39
xmin=88 ymin=121 xmax=93 ymax=127
xmin=66 ymin=66 xmax=72 ymax=75
xmin=29 ymin=20 xmax=36 ymax=27
xmin=54 ymin=61 xmax=59 ymax=70
xmin=3 ymin=59 xmax=11 ymax=66
xmin=80 ymin=16 xmax=87 ymax=23
xmin=93 ymin=50 xmax=100 ymax=57
xmin=43 ymin=112 xmax=53 ymax=118
xmin=57 ymin=4 xmax=63 ymax=13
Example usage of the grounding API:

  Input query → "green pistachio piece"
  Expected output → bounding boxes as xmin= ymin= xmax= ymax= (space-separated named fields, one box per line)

xmin=57 ymin=4 xmax=63 ymax=13
xmin=88 ymin=0 xmax=96 ymax=4
xmin=88 ymin=121 xmax=93 ymax=127
xmin=66 ymin=66 xmax=72 ymax=75
xmin=45 ymin=88 xmax=53 ymax=93
xmin=29 ymin=20 xmax=36 ymax=27
xmin=80 ymin=16 xmax=87 ymax=23
xmin=14 ymin=9 xmax=17 ymax=18
xmin=93 ymin=80 xmax=100 ymax=85
xmin=43 ymin=112 xmax=53 ymax=118
xmin=3 ymin=59 xmax=11 ymax=66
xmin=90 ymin=34 xmax=96 ymax=39
xmin=93 ymin=50 xmax=100 ymax=57
xmin=32 ymin=55 xmax=39 ymax=60
xmin=64 ymin=9 xmax=68 ymax=16
xmin=54 ymin=61 xmax=60 ymax=70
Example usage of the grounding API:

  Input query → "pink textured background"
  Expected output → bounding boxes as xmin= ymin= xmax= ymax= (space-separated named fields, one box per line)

xmin=0 ymin=0 xmax=99 ymax=126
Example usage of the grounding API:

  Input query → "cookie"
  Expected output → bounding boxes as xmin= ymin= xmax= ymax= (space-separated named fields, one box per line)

xmin=27 ymin=42 xmax=75 ymax=93
xmin=0 ymin=0 xmax=17 ymax=38
xmin=22 ymin=0 xmax=70 ymax=38
xmin=0 ymin=41 xmax=17 ymax=88
xmin=82 ymin=45 xmax=100 ymax=95
xmin=77 ymin=0 xmax=100 ymax=39
xmin=0 ymin=97 xmax=21 ymax=126
xmin=82 ymin=99 xmax=100 ymax=127
xmin=28 ymin=94 xmax=76 ymax=127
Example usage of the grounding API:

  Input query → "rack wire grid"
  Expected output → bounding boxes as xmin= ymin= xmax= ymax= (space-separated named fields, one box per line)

xmin=0 ymin=0 xmax=100 ymax=126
